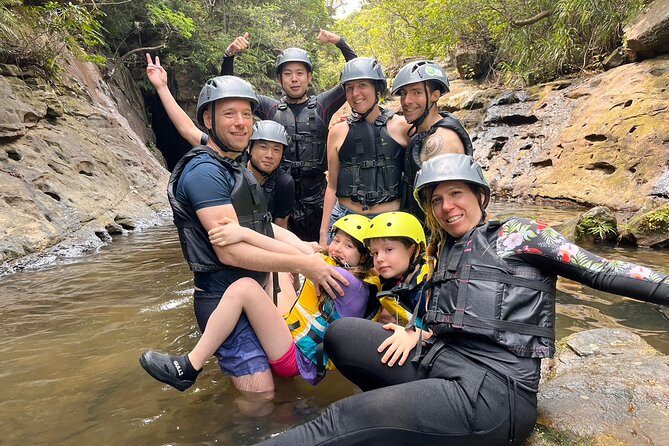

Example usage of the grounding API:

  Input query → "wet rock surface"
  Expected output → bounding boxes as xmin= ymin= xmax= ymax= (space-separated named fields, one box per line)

xmin=0 ymin=54 xmax=169 ymax=274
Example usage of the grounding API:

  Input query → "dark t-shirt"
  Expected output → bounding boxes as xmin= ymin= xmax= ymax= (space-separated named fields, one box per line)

xmin=271 ymin=170 xmax=295 ymax=219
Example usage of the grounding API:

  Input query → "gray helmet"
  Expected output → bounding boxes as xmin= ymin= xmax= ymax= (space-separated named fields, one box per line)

xmin=340 ymin=57 xmax=387 ymax=92
xmin=196 ymin=76 xmax=259 ymax=126
xmin=391 ymin=60 xmax=450 ymax=96
xmin=250 ymin=120 xmax=289 ymax=148
xmin=275 ymin=47 xmax=313 ymax=76
xmin=413 ymin=154 xmax=490 ymax=211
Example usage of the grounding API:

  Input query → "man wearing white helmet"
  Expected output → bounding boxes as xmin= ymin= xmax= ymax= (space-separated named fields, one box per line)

xmin=140 ymin=70 xmax=348 ymax=403
xmin=221 ymin=30 xmax=358 ymax=242
xmin=391 ymin=60 xmax=474 ymax=222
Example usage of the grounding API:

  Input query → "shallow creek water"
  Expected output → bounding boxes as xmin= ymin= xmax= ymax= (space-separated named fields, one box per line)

xmin=0 ymin=201 xmax=667 ymax=445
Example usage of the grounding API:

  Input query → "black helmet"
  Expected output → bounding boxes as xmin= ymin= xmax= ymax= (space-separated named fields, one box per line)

xmin=275 ymin=48 xmax=313 ymax=76
xmin=340 ymin=57 xmax=387 ymax=92
xmin=391 ymin=60 xmax=450 ymax=96
xmin=196 ymin=76 xmax=259 ymax=126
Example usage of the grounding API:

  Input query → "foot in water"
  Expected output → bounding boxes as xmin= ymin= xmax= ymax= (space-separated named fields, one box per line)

xmin=139 ymin=351 xmax=201 ymax=391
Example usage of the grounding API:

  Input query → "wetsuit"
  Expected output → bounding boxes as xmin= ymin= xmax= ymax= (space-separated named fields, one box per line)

xmin=257 ymin=218 xmax=669 ymax=445
xmin=221 ymin=41 xmax=357 ymax=241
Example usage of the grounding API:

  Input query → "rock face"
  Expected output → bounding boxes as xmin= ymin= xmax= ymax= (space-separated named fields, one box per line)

xmin=527 ymin=329 xmax=669 ymax=445
xmin=624 ymin=0 xmax=669 ymax=59
xmin=0 ymin=53 xmax=169 ymax=273
xmin=459 ymin=56 xmax=669 ymax=212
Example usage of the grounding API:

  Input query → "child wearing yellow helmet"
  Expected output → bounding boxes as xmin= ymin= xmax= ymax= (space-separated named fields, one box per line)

xmin=140 ymin=214 xmax=377 ymax=390
xmin=363 ymin=212 xmax=429 ymax=327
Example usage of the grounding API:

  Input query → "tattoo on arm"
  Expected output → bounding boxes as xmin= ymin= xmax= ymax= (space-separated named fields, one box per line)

xmin=421 ymin=133 xmax=445 ymax=161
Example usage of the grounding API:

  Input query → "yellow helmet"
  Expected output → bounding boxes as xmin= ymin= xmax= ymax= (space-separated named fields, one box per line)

xmin=364 ymin=212 xmax=426 ymax=246
xmin=331 ymin=214 xmax=371 ymax=245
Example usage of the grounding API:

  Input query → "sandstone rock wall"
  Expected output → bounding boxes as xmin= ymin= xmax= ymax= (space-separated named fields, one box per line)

xmin=0 ymin=54 xmax=169 ymax=274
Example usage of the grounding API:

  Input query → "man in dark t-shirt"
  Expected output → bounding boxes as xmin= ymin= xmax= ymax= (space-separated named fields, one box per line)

xmin=221 ymin=30 xmax=357 ymax=242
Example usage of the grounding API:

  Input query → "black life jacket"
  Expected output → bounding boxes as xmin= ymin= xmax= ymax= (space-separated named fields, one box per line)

xmin=269 ymin=96 xmax=327 ymax=206
xmin=167 ymin=146 xmax=274 ymax=273
xmin=426 ymin=221 xmax=557 ymax=358
xmin=336 ymin=108 xmax=404 ymax=209
xmin=400 ymin=112 xmax=473 ymax=222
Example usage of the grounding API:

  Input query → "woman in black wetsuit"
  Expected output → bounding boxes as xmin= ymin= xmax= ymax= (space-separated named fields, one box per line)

xmin=257 ymin=153 xmax=669 ymax=446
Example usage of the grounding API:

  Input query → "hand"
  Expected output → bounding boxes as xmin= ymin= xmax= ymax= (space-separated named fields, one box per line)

xmin=306 ymin=241 xmax=323 ymax=253
xmin=226 ymin=32 xmax=250 ymax=56
xmin=208 ymin=217 xmax=245 ymax=247
xmin=301 ymin=253 xmax=349 ymax=298
xmin=377 ymin=323 xmax=421 ymax=367
xmin=317 ymin=29 xmax=341 ymax=45
xmin=145 ymin=53 xmax=167 ymax=89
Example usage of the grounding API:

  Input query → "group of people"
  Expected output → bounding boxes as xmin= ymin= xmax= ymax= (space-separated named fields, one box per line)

xmin=139 ymin=30 xmax=669 ymax=445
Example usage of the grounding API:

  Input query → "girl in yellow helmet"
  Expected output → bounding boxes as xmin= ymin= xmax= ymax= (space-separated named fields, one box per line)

xmin=140 ymin=214 xmax=377 ymax=390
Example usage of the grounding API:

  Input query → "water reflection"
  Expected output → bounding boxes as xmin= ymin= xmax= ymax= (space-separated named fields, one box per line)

xmin=0 ymin=201 xmax=667 ymax=445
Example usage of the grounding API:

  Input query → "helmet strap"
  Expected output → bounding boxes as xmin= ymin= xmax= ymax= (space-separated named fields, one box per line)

xmin=347 ymin=94 xmax=380 ymax=124
xmin=208 ymin=104 xmax=245 ymax=154
xmin=248 ymin=157 xmax=272 ymax=180
xmin=406 ymin=82 xmax=435 ymax=137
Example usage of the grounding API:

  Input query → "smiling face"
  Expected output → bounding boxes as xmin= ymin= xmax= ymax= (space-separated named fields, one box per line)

xmin=429 ymin=181 xmax=483 ymax=238
xmin=397 ymin=81 xmax=440 ymax=123
xmin=249 ymin=140 xmax=283 ymax=174
xmin=203 ymin=98 xmax=254 ymax=152
xmin=328 ymin=230 xmax=363 ymax=267
xmin=278 ymin=62 xmax=313 ymax=100
xmin=367 ymin=238 xmax=415 ymax=279
xmin=344 ymin=79 xmax=377 ymax=114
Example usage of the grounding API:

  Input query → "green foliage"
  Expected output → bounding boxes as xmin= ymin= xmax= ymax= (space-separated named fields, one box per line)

xmin=638 ymin=206 xmax=669 ymax=233
xmin=0 ymin=1 xmax=106 ymax=77
xmin=146 ymin=1 xmax=195 ymax=40
xmin=576 ymin=215 xmax=617 ymax=242
xmin=334 ymin=0 xmax=650 ymax=85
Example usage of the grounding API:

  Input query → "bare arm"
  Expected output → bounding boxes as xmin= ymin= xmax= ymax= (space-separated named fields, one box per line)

xmin=319 ymin=123 xmax=345 ymax=246
xmin=208 ymin=217 xmax=304 ymax=255
xmin=146 ymin=53 xmax=203 ymax=147
xmin=197 ymin=205 xmax=349 ymax=296
xmin=419 ymin=127 xmax=466 ymax=162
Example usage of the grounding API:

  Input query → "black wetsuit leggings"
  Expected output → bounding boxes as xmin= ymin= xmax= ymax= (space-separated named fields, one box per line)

xmin=257 ymin=318 xmax=537 ymax=446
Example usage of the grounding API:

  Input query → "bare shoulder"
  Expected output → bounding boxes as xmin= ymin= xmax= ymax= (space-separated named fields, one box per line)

xmin=420 ymin=127 xmax=466 ymax=162
xmin=387 ymin=114 xmax=412 ymax=147
xmin=327 ymin=120 xmax=349 ymax=150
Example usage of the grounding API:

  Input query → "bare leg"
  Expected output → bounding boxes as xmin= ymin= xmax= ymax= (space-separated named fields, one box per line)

xmin=277 ymin=272 xmax=299 ymax=316
xmin=188 ymin=278 xmax=294 ymax=369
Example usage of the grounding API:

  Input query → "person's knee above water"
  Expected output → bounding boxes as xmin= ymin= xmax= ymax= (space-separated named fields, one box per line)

xmin=363 ymin=211 xmax=430 ymax=327
xmin=255 ymin=154 xmax=668 ymax=446
xmin=221 ymin=30 xmax=359 ymax=242
xmin=392 ymin=60 xmax=473 ymax=221
xmin=319 ymin=57 xmax=412 ymax=246
xmin=139 ymin=213 xmax=378 ymax=391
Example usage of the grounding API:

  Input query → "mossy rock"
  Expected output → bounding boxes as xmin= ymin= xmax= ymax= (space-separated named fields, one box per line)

xmin=574 ymin=206 xmax=618 ymax=244
xmin=619 ymin=203 xmax=669 ymax=248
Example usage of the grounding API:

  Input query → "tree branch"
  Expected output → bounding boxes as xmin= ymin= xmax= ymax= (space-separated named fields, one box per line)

xmin=510 ymin=9 xmax=552 ymax=28
xmin=108 ymin=44 xmax=165 ymax=76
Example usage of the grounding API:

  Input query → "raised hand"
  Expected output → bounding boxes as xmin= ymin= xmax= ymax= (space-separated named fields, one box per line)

xmin=145 ymin=53 xmax=167 ymax=89
xmin=226 ymin=32 xmax=250 ymax=56
xmin=317 ymin=29 xmax=341 ymax=45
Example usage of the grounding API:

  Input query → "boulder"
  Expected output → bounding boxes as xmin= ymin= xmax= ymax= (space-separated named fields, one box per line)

xmin=619 ymin=204 xmax=669 ymax=248
xmin=526 ymin=329 xmax=669 ymax=445
xmin=624 ymin=0 xmax=669 ymax=59
xmin=575 ymin=206 xmax=618 ymax=244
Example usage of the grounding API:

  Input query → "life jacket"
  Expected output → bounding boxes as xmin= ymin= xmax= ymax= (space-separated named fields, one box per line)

xmin=269 ymin=96 xmax=327 ymax=207
xmin=239 ymin=150 xmax=290 ymax=219
xmin=400 ymin=112 xmax=473 ymax=222
xmin=371 ymin=258 xmax=430 ymax=327
xmin=285 ymin=256 xmax=380 ymax=376
xmin=426 ymin=221 xmax=557 ymax=358
xmin=336 ymin=108 xmax=404 ymax=209
xmin=167 ymin=146 xmax=273 ymax=273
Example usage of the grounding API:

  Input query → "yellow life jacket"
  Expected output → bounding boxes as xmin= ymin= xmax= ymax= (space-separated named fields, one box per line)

xmin=284 ymin=256 xmax=380 ymax=375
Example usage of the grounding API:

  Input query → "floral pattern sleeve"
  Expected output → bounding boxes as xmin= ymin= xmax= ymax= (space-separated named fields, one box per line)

xmin=496 ymin=218 xmax=669 ymax=306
